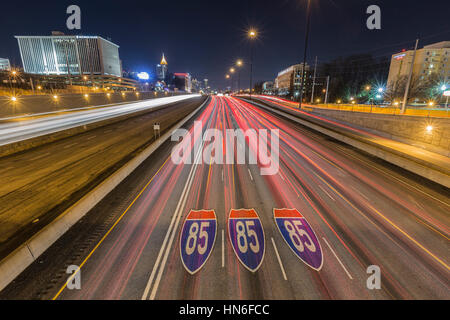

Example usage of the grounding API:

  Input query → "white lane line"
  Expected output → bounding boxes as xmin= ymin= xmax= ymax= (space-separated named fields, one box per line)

xmin=248 ymin=168 xmax=253 ymax=181
xmin=142 ymin=131 xmax=204 ymax=300
xmin=104 ymin=129 xmax=112 ymax=133
xmin=221 ymin=229 xmax=225 ymax=268
xmin=319 ymin=185 xmax=335 ymax=201
xmin=322 ymin=237 xmax=353 ymax=280
xmin=271 ymin=237 xmax=288 ymax=281
xmin=63 ymin=142 xmax=78 ymax=149
xmin=87 ymin=135 xmax=96 ymax=140
xmin=279 ymin=172 xmax=285 ymax=181
xmin=222 ymin=169 xmax=224 ymax=182
xmin=29 ymin=152 xmax=50 ymax=161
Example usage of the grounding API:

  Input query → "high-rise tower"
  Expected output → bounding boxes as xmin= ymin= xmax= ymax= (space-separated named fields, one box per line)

xmin=156 ymin=53 xmax=168 ymax=81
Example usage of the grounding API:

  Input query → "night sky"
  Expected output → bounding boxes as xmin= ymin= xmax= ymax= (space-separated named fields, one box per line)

xmin=1 ymin=0 xmax=449 ymax=89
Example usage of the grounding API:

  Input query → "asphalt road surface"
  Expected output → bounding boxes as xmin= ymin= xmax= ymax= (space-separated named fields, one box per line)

xmin=0 ymin=94 xmax=198 ymax=146
xmin=1 ymin=96 xmax=448 ymax=300
xmin=0 ymin=95 xmax=205 ymax=260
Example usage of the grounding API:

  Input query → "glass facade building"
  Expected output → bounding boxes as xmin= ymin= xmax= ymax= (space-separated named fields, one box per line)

xmin=15 ymin=35 xmax=121 ymax=77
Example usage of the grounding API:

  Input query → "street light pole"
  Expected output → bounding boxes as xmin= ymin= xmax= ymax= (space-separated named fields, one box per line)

xmin=299 ymin=0 xmax=312 ymax=109
xmin=401 ymin=38 xmax=419 ymax=114
xmin=310 ymin=56 xmax=317 ymax=103
xmin=236 ymin=59 xmax=243 ymax=94
xmin=250 ymin=42 xmax=254 ymax=99
xmin=248 ymin=29 xmax=257 ymax=100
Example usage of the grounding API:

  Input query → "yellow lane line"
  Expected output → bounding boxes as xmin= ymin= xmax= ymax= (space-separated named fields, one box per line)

xmin=52 ymin=157 xmax=170 ymax=300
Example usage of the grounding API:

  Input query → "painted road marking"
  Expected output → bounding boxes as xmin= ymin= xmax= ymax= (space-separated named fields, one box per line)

xmin=248 ymin=168 xmax=253 ymax=181
xmin=322 ymin=237 xmax=353 ymax=280
xmin=228 ymin=208 xmax=265 ymax=272
xmin=271 ymin=237 xmax=287 ymax=281
xmin=221 ymin=169 xmax=224 ymax=182
xmin=180 ymin=210 xmax=217 ymax=274
xmin=142 ymin=120 xmax=205 ymax=300
xmin=274 ymin=208 xmax=323 ymax=271
xmin=52 ymin=157 xmax=171 ymax=300
xmin=319 ymin=185 xmax=335 ymax=201
xmin=221 ymin=229 xmax=225 ymax=268
xmin=87 ymin=135 xmax=96 ymax=140
xmin=29 ymin=152 xmax=50 ymax=161
xmin=63 ymin=142 xmax=78 ymax=149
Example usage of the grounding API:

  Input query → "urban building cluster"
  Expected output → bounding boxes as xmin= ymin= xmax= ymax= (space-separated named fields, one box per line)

xmin=259 ymin=41 xmax=449 ymax=107
xmin=0 ymin=32 xmax=210 ymax=95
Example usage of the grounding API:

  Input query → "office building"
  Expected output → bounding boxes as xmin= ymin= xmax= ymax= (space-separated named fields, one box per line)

xmin=15 ymin=33 xmax=122 ymax=77
xmin=173 ymin=73 xmax=192 ymax=92
xmin=275 ymin=63 xmax=310 ymax=98
xmin=387 ymin=41 xmax=450 ymax=90
xmin=0 ymin=58 xmax=11 ymax=71
xmin=156 ymin=53 xmax=168 ymax=81
xmin=262 ymin=81 xmax=274 ymax=95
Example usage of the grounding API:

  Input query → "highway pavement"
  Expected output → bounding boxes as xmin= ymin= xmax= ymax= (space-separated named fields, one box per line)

xmin=1 ymin=96 xmax=448 ymax=300
xmin=0 ymin=95 xmax=205 ymax=260
xmin=0 ymin=94 xmax=199 ymax=146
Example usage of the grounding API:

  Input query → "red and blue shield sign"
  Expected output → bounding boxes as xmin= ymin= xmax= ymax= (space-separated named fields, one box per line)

xmin=180 ymin=209 xmax=217 ymax=274
xmin=274 ymin=208 xmax=323 ymax=270
xmin=228 ymin=209 xmax=265 ymax=272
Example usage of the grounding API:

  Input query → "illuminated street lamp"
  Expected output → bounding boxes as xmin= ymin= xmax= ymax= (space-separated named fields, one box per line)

xmin=11 ymin=96 xmax=17 ymax=102
xmin=248 ymin=28 xmax=257 ymax=99
xmin=236 ymin=59 xmax=243 ymax=93
xmin=229 ymin=68 xmax=236 ymax=93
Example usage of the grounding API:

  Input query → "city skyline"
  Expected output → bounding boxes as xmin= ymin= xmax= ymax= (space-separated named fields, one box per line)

xmin=1 ymin=0 xmax=449 ymax=90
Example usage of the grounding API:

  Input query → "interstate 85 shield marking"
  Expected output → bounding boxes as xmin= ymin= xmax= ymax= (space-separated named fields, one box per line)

xmin=228 ymin=208 xmax=265 ymax=272
xmin=180 ymin=209 xmax=217 ymax=275
xmin=274 ymin=208 xmax=323 ymax=271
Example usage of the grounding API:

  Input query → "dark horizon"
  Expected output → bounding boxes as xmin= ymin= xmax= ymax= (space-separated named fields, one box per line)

xmin=1 ymin=0 xmax=449 ymax=90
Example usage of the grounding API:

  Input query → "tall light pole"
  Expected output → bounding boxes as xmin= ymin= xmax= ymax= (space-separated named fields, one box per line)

xmin=236 ymin=59 xmax=243 ymax=94
xmin=310 ymin=56 xmax=317 ymax=103
xmin=225 ymin=74 xmax=230 ymax=92
xmin=299 ymin=0 xmax=312 ymax=109
xmin=401 ymin=39 xmax=419 ymax=114
xmin=248 ymin=29 xmax=257 ymax=99
xmin=229 ymin=67 xmax=235 ymax=93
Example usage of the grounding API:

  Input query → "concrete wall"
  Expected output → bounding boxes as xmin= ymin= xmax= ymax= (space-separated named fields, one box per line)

xmin=309 ymin=108 xmax=450 ymax=157
xmin=0 ymin=91 xmax=182 ymax=119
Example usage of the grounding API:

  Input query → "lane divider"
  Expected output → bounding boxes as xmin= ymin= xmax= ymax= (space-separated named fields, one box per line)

xmin=0 ymin=97 xmax=209 ymax=295
xmin=142 ymin=100 xmax=212 ymax=300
